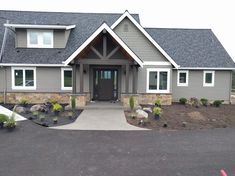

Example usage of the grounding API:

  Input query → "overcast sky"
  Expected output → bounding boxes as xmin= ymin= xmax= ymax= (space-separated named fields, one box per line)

xmin=1 ymin=0 xmax=234 ymax=61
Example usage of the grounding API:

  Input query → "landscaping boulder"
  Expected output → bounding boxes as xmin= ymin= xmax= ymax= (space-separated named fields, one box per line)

xmin=30 ymin=104 xmax=47 ymax=113
xmin=136 ymin=105 xmax=142 ymax=110
xmin=64 ymin=105 xmax=72 ymax=111
xmin=14 ymin=105 xmax=26 ymax=113
xmin=143 ymin=107 xmax=152 ymax=113
xmin=136 ymin=109 xmax=148 ymax=119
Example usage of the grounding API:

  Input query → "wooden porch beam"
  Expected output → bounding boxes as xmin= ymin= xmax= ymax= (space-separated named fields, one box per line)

xmin=106 ymin=46 xmax=120 ymax=59
xmin=125 ymin=64 xmax=129 ymax=93
xmin=132 ymin=66 xmax=137 ymax=94
xmin=91 ymin=46 xmax=103 ymax=59
xmin=103 ymin=35 xmax=107 ymax=58
xmin=80 ymin=63 xmax=84 ymax=93
xmin=72 ymin=64 xmax=77 ymax=94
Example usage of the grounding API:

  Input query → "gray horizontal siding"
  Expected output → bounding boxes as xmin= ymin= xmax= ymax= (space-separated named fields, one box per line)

xmin=172 ymin=70 xmax=231 ymax=101
xmin=114 ymin=18 xmax=168 ymax=62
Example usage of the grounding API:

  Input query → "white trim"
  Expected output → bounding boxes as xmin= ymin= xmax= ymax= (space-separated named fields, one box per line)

xmin=177 ymin=70 xmax=189 ymax=87
xmin=111 ymin=11 xmax=179 ymax=69
xmin=11 ymin=67 xmax=36 ymax=90
xmin=61 ymin=68 xmax=72 ymax=90
xmin=203 ymin=71 xmax=215 ymax=87
xmin=146 ymin=68 xmax=170 ymax=93
xmin=143 ymin=61 xmax=171 ymax=66
xmin=0 ymin=63 xmax=65 ymax=67
xmin=4 ymin=23 xmax=76 ymax=30
xmin=176 ymin=67 xmax=235 ymax=70
xmin=27 ymin=29 xmax=53 ymax=48
xmin=63 ymin=23 xmax=143 ymax=67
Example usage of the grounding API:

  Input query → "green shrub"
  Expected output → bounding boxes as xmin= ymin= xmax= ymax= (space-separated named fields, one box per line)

xmin=50 ymin=99 xmax=58 ymax=105
xmin=19 ymin=98 xmax=29 ymax=106
xmin=71 ymin=96 xmax=76 ymax=110
xmin=153 ymin=107 xmax=162 ymax=116
xmin=200 ymin=98 xmax=208 ymax=106
xmin=213 ymin=100 xmax=223 ymax=107
xmin=0 ymin=114 xmax=9 ymax=123
xmin=39 ymin=114 xmax=45 ymax=122
xmin=4 ymin=116 xmax=16 ymax=128
xmin=52 ymin=103 xmax=62 ymax=112
xmin=129 ymin=96 xmax=134 ymax=111
xmin=154 ymin=99 xmax=161 ymax=107
xmin=179 ymin=98 xmax=187 ymax=105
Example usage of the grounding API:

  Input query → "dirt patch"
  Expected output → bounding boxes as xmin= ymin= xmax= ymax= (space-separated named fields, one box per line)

xmin=125 ymin=103 xmax=235 ymax=130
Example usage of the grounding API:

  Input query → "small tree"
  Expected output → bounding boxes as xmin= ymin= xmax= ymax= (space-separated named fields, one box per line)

xmin=129 ymin=96 xmax=134 ymax=111
xmin=71 ymin=96 xmax=76 ymax=110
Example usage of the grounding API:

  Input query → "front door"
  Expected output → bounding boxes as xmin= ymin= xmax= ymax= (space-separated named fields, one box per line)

xmin=93 ymin=69 xmax=118 ymax=101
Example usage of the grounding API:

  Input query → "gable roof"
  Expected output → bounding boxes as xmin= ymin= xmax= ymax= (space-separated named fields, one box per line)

xmin=64 ymin=23 xmax=143 ymax=67
xmin=0 ymin=10 xmax=140 ymax=65
xmin=111 ymin=11 xmax=180 ymax=68
xmin=145 ymin=28 xmax=235 ymax=69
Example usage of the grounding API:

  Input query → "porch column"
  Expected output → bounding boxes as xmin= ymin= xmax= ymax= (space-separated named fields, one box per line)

xmin=80 ymin=63 xmax=84 ymax=93
xmin=72 ymin=64 xmax=77 ymax=94
xmin=125 ymin=64 xmax=129 ymax=93
xmin=132 ymin=65 xmax=137 ymax=94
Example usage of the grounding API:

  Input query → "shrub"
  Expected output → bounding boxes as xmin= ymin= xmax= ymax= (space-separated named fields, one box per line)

xmin=129 ymin=96 xmax=134 ymax=111
xmin=154 ymin=99 xmax=161 ymax=107
xmin=39 ymin=114 xmax=45 ymax=122
xmin=213 ymin=100 xmax=223 ymax=107
xmin=71 ymin=96 xmax=76 ymax=110
xmin=0 ymin=114 xmax=9 ymax=123
xmin=153 ymin=107 xmax=162 ymax=116
xmin=179 ymin=98 xmax=187 ymax=105
xmin=50 ymin=99 xmax=58 ymax=105
xmin=19 ymin=98 xmax=29 ymax=106
xmin=200 ymin=98 xmax=208 ymax=106
xmin=52 ymin=103 xmax=62 ymax=112
xmin=4 ymin=116 xmax=16 ymax=129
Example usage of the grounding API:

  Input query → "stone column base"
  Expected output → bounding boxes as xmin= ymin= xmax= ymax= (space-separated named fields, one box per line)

xmin=121 ymin=93 xmax=172 ymax=108
xmin=70 ymin=93 xmax=90 ymax=107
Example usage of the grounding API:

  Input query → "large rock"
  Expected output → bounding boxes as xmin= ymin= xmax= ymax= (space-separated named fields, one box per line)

xmin=14 ymin=105 xmax=26 ymax=113
xmin=143 ymin=107 xmax=152 ymax=113
xmin=64 ymin=105 xmax=72 ymax=111
xmin=30 ymin=104 xmax=47 ymax=113
xmin=136 ymin=109 xmax=148 ymax=119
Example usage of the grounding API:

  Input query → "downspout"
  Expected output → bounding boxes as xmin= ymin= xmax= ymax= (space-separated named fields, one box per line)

xmin=0 ymin=20 xmax=9 ymax=104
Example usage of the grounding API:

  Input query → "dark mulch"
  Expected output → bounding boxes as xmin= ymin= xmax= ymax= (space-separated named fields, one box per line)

xmin=125 ymin=103 xmax=235 ymax=130
xmin=0 ymin=103 xmax=83 ymax=127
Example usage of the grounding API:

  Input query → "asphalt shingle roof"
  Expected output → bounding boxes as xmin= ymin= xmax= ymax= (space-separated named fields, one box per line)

xmin=0 ymin=10 xmax=139 ymax=64
xmin=145 ymin=28 xmax=235 ymax=68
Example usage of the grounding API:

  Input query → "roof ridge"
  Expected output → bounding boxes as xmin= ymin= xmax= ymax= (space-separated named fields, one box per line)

xmin=0 ymin=9 xmax=139 ymax=16
xmin=145 ymin=27 xmax=212 ymax=30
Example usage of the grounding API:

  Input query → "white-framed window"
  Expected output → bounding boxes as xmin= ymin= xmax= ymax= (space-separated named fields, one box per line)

xmin=177 ymin=70 xmax=189 ymax=86
xmin=27 ymin=30 xmax=53 ymax=48
xmin=146 ymin=68 xmax=170 ymax=93
xmin=61 ymin=68 xmax=72 ymax=90
xmin=11 ymin=67 xmax=36 ymax=90
xmin=203 ymin=71 xmax=215 ymax=87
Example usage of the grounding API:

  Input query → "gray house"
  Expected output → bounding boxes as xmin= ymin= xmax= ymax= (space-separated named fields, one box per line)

xmin=0 ymin=10 xmax=234 ymax=106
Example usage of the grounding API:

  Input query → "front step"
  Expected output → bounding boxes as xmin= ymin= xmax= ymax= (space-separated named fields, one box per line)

xmin=81 ymin=101 xmax=125 ymax=110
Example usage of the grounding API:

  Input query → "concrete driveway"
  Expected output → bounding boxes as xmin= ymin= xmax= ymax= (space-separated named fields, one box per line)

xmin=52 ymin=109 xmax=147 ymax=131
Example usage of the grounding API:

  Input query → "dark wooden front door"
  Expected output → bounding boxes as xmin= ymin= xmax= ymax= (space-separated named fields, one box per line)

xmin=93 ymin=69 xmax=118 ymax=101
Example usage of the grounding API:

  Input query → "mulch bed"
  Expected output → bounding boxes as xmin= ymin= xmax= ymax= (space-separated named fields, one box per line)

xmin=0 ymin=103 xmax=83 ymax=127
xmin=125 ymin=103 xmax=235 ymax=130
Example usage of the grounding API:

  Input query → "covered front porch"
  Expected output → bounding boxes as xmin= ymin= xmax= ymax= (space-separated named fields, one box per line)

xmin=65 ymin=23 xmax=142 ymax=106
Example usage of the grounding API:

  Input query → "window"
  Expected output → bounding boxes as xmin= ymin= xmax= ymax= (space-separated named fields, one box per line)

xmin=27 ymin=30 xmax=53 ymax=48
xmin=203 ymin=71 xmax=215 ymax=87
xmin=177 ymin=70 xmax=189 ymax=86
xmin=61 ymin=68 xmax=72 ymax=90
xmin=146 ymin=68 xmax=170 ymax=93
xmin=12 ymin=67 xmax=36 ymax=90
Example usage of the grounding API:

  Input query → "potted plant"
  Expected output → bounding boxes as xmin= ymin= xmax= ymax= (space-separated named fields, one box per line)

xmin=52 ymin=103 xmax=62 ymax=116
xmin=153 ymin=107 xmax=162 ymax=120
xmin=4 ymin=116 xmax=16 ymax=131
xmin=0 ymin=114 xmax=9 ymax=128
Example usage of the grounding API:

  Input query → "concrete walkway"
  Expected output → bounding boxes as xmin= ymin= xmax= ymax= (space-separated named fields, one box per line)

xmin=0 ymin=105 xmax=26 ymax=121
xmin=52 ymin=109 xmax=147 ymax=131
